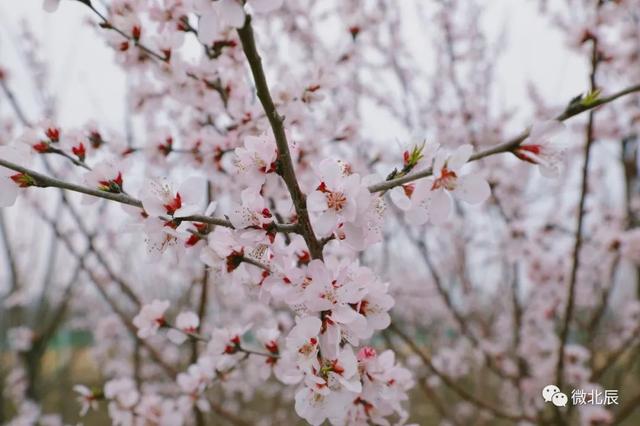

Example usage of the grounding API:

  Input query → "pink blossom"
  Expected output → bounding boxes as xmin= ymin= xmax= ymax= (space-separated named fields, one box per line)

xmin=140 ymin=176 xmax=205 ymax=218
xmin=0 ymin=144 xmax=31 ymax=207
xmin=514 ymin=120 xmax=566 ymax=178
xmin=73 ymin=385 xmax=99 ymax=417
xmin=167 ymin=311 xmax=200 ymax=344
xmin=132 ymin=300 xmax=170 ymax=338
xmin=393 ymin=144 xmax=491 ymax=225
xmin=307 ymin=158 xmax=372 ymax=237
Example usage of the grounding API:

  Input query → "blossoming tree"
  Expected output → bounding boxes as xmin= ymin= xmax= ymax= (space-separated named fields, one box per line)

xmin=2 ymin=0 xmax=640 ymax=425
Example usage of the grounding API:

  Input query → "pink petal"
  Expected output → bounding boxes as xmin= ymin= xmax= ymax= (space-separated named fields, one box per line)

xmin=198 ymin=11 xmax=220 ymax=45
xmin=219 ymin=0 xmax=245 ymax=28
xmin=249 ymin=0 xmax=283 ymax=13
xmin=427 ymin=189 xmax=452 ymax=225
xmin=455 ymin=175 xmax=491 ymax=204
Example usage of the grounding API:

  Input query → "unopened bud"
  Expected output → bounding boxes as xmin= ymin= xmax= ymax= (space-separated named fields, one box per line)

xmin=10 ymin=173 xmax=36 ymax=188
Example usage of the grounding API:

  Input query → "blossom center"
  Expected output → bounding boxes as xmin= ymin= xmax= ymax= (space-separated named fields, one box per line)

xmin=164 ymin=193 xmax=182 ymax=215
xmin=326 ymin=191 xmax=347 ymax=212
xmin=431 ymin=167 xmax=457 ymax=191
xmin=299 ymin=337 xmax=317 ymax=356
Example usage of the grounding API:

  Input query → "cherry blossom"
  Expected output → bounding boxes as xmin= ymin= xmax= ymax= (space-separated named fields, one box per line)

xmin=294 ymin=346 xmax=361 ymax=425
xmin=83 ymin=160 xmax=125 ymax=196
xmin=2 ymin=1 xmax=640 ymax=425
xmin=104 ymin=378 xmax=140 ymax=426
xmin=307 ymin=159 xmax=372 ymax=237
xmin=73 ymin=385 xmax=99 ymax=417
xmin=0 ymin=144 xmax=31 ymax=207
xmin=393 ymin=144 xmax=491 ymax=225
xmin=197 ymin=0 xmax=284 ymax=45
xmin=232 ymin=133 xmax=278 ymax=185
xmin=514 ymin=120 xmax=567 ymax=177
xmin=132 ymin=300 xmax=170 ymax=338
xmin=139 ymin=176 xmax=205 ymax=218
xmin=229 ymin=187 xmax=274 ymax=232
xmin=167 ymin=311 xmax=200 ymax=344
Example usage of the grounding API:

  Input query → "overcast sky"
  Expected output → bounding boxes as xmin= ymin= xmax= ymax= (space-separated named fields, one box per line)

xmin=0 ymin=0 xmax=588 ymax=137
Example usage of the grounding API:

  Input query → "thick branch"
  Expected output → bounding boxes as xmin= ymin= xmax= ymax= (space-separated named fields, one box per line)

xmin=236 ymin=16 xmax=323 ymax=259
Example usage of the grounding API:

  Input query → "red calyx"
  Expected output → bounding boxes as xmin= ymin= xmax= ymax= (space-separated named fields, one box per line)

xmin=354 ymin=398 xmax=374 ymax=415
xmin=402 ymin=183 xmax=415 ymax=198
xmin=331 ymin=360 xmax=345 ymax=375
xmin=349 ymin=26 xmax=361 ymax=40
xmin=265 ymin=340 xmax=279 ymax=354
xmin=297 ymin=251 xmax=310 ymax=265
xmin=89 ymin=131 xmax=103 ymax=148
xmin=10 ymin=173 xmax=35 ymax=188
xmin=224 ymin=335 xmax=241 ymax=354
xmin=185 ymin=234 xmax=200 ymax=247
xmin=72 ymin=143 xmax=86 ymax=161
xmin=33 ymin=141 xmax=50 ymax=153
xmin=514 ymin=145 xmax=541 ymax=164
xmin=158 ymin=137 xmax=173 ymax=156
xmin=98 ymin=172 xmax=124 ymax=193
xmin=45 ymin=127 xmax=60 ymax=142
xmin=132 ymin=26 xmax=142 ymax=41
xmin=113 ymin=172 xmax=124 ymax=188
xmin=163 ymin=193 xmax=182 ymax=216
xmin=226 ymin=249 xmax=245 ymax=273
xmin=316 ymin=181 xmax=329 ymax=193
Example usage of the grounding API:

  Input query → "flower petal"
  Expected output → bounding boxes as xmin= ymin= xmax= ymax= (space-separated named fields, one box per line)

xmin=448 ymin=144 xmax=473 ymax=172
xmin=198 ymin=10 xmax=220 ymax=45
xmin=249 ymin=0 xmax=283 ymax=13
xmin=390 ymin=186 xmax=412 ymax=210
xmin=427 ymin=189 xmax=452 ymax=225
xmin=219 ymin=0 xmax=245 ymax=28
xmin=455 ymin=175 xmax=491 ymax=204
xmin=43 ymin=0 xmax=59 ymax=12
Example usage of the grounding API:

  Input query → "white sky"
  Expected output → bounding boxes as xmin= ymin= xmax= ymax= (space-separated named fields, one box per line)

xmin=0 ymin=0 xmax=588 ymax=135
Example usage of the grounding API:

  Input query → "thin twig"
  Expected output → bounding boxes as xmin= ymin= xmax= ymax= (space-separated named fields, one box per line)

xmin=555 ymin=37 xmax=600 ymax=403
xmin=0 ymin=158 xmax=300 ymax=235
xmin=367 ymin=82 xmax=640 ymax=193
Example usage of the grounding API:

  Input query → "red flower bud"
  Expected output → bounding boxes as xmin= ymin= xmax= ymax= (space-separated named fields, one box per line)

xmin=10 ymin=173 xmax=36 ymax=188
xmin=132 ymin=25 xmax=142 ymax=41
xmin=45 ymin=127 xmax=60 ymax=142
xmin=33 ymin=141 xmax=50 ymax=153
xmin=72 ymin=143 xmax=86 ymax=161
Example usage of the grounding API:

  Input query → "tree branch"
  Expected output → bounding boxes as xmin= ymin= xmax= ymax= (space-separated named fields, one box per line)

xmin=0 ymin=158 xmax=300 ymax=234
xmin=389 ymin=322 xmax=534 ymax=423
xmin=236 ymin=16 xmax=323 ymax=260
xmin=368 ymin=82 xmax=640 ymax=193
xmin=0 ymin=211 xmax=19 ymax=294
xmin=555 ymin=37 xmax=601 ymax=402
